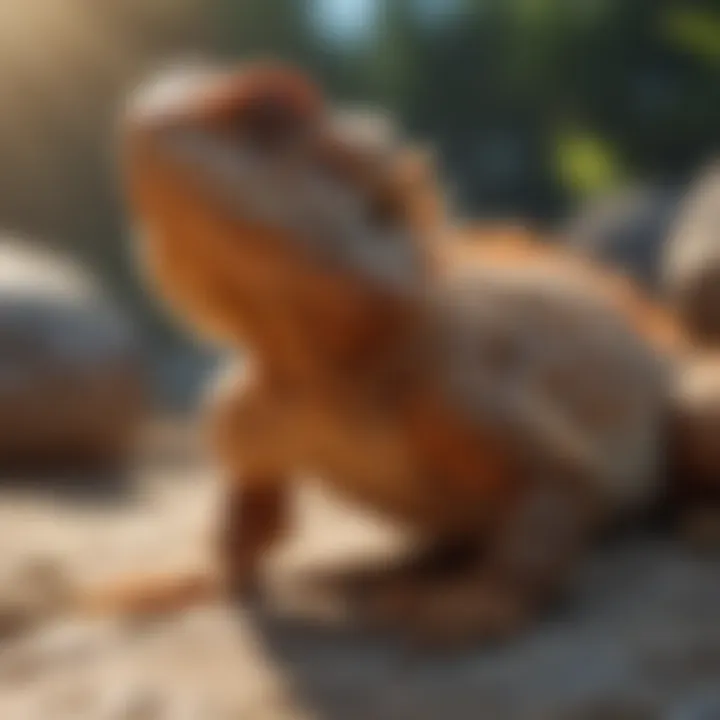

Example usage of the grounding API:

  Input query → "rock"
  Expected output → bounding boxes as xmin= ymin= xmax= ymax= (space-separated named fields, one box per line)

xmin=679 ymin=509 xmax=720 ymax=553
xmin=98 ymin=682 xmax=167 ymax=720
xmin=670 ymin=357 xmax=720 ymax=512
xmin=663 ymin=161 xmax=720 ymax=347
xmin=669 ymin=690 xmax=720 ymax=720
xmin=0 ymin=240 xmax=147 ymax=471
xmin=563 ymin=184 xmax=681 ymax=292
xmin=0 ymin=556 xmax=72 ymax=641
xmin=553 ymin=696 xmax=661 ymax=720
xmin=0 ymin=618 xmax=123 ymax=684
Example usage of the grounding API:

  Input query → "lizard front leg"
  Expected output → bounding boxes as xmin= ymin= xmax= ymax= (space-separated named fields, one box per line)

xmin=216 ymin=480 xmax=289 ymax=598
xmin=75 ymin=365 xmax=293 ymax=619
xmin=206 ymin=363 xmax=296 ymax=600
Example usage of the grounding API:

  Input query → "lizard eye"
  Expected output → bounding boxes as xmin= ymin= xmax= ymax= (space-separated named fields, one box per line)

xmin=219 ymin=68 xmax=322 ymax=152
xmin=230 ymin=91 xmax=309 ymax=151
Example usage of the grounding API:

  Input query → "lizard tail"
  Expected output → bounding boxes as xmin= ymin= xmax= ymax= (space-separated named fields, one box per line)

xmin=75 ymin=570 xmax=223 ymax=620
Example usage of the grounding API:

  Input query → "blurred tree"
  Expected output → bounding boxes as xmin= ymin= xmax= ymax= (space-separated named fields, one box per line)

xmin=550 ymin=0 xmax=719 ymax=183
xmin=215 ymin=0 xmax=718 ymax=217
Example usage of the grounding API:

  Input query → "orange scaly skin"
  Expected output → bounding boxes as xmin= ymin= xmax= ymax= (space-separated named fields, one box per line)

xmin=83 ymin=63 xmax=713 ymax=648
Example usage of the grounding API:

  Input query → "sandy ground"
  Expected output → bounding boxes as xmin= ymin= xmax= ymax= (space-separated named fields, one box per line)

xmin=0 ymin=432 xmax=718 ymax=720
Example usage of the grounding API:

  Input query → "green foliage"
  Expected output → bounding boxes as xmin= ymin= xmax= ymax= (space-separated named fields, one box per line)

xmin=214 ymin=0 xmax=718 ymax=218
xmin=555 ymin=127 xmax=626 ymax=198
xmin=662 ymin=7 xmax=720 ymax=65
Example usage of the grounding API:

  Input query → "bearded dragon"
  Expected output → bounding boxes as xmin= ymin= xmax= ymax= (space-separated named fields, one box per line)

xmin=85 ymin=62 xmax=717 ymax=648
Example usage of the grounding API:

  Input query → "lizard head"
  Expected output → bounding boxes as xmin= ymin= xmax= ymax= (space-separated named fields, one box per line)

xmin=122 ymin=61 xmax=438 ymax=351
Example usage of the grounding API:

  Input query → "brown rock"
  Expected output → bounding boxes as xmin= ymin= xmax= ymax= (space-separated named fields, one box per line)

xmin=0 ymin=240 xmax=147 ymax=471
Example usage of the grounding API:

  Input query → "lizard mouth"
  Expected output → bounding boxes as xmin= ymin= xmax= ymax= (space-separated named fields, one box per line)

xmin=124 ymin=62 xmax=424 ymax=290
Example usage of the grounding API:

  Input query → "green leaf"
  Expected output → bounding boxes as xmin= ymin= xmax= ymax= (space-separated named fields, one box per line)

xmin=661 ymin=8 xmax=720 ymax=65
xmin=555 ymin=128 xmax=625 ymax=197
